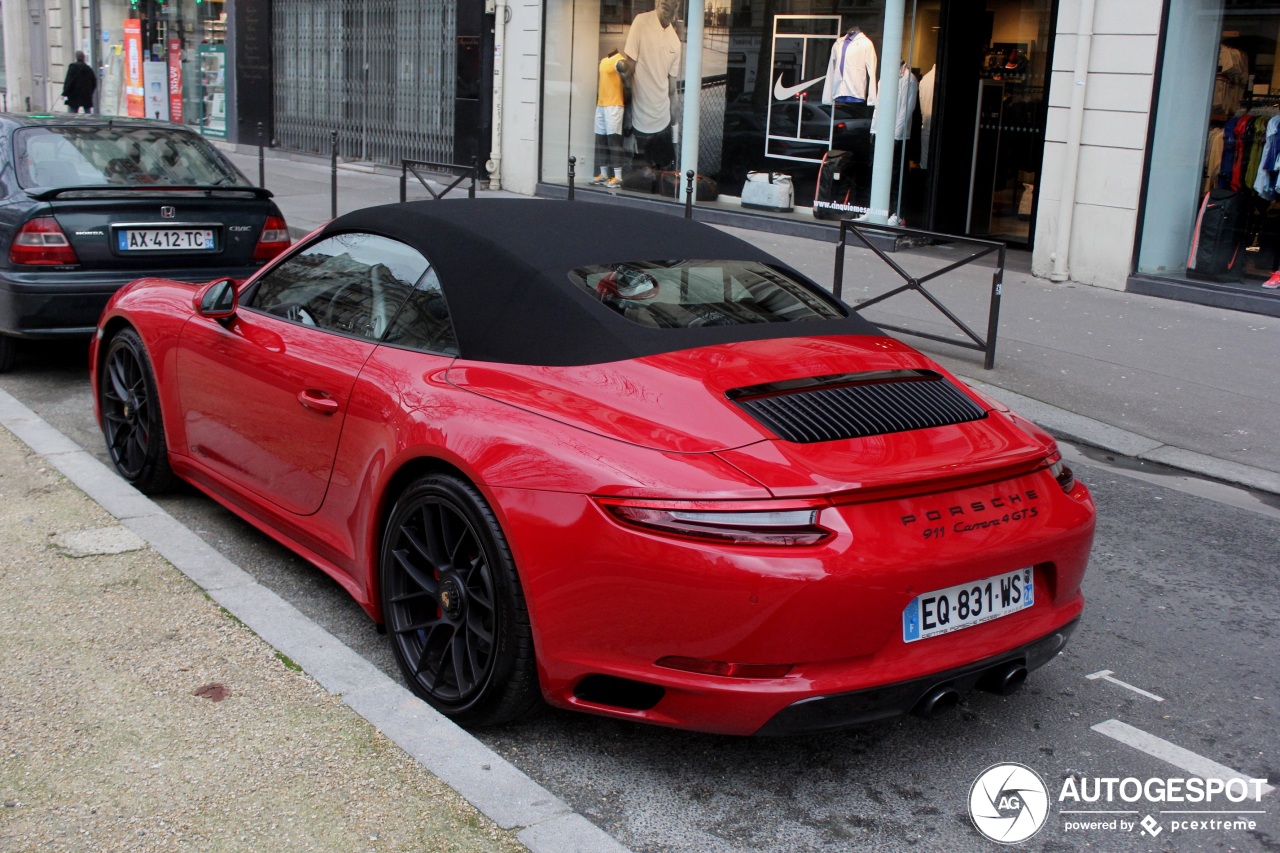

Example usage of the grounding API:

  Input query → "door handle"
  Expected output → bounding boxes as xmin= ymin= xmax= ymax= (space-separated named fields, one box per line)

xmin=298 ymin=390 xmax=339 ymax=415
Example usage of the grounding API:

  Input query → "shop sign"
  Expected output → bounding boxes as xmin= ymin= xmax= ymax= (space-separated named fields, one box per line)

xmin=124 ymin=20 xmax=145 ymax=118
xmin=168 ymin=39 xmax=183 ymax=124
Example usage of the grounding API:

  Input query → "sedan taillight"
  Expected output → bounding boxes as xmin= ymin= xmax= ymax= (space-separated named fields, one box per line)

xmin=598 ymin=498 xmax=833 ymax=546
xmin=10 ymin=216 xmax=79 ymax=266
xmin=252 ymin=214 xmax=291 ymax=261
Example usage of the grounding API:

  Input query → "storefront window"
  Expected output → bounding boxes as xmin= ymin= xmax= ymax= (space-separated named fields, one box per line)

xmin=541 ymin=0 xmax=1053 ymax=244
xmin=97 ymin=0 xmax=227 ymax=137
xmin=1138 ymin=0 xmax=1280 ymax=295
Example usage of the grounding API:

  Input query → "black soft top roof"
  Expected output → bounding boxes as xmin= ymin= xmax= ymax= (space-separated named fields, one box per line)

xmin=324 ymin=198 xmax=883 ymax=365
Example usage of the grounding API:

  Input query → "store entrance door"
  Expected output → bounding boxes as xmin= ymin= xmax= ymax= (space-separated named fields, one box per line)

xmin=915 ymin=0 xmax=1055 ymax=246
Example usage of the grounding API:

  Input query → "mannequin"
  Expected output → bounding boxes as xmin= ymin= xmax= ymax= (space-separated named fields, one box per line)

xmin=622 ymin=0 xmax=682 ymax=169
xmin=822 ymin=26 xmax=878 ymax=107
xmin=593 ymin=50 xmax=628 ymax=187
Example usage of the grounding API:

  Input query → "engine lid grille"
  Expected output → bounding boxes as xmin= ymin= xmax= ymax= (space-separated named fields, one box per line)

xmin=727 ymin=370 xmax=987 ymax=444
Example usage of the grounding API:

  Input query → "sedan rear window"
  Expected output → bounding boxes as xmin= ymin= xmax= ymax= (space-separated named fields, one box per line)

xmin=569 ymin=260 xmax=844 ymax=328
xmin=14 ymin=126 xmax=248 ymax=189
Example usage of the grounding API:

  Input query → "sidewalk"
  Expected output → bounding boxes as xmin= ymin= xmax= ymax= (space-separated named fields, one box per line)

xmin=224 ymin=145 xmax=1280 ymax=494
xmin=0 ymin=385 xmax=628 ymax=853
xmin=0 ymin=424 xmax=528 ymax=853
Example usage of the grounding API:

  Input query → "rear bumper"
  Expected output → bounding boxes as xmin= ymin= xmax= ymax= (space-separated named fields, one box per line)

xmin=755 ymin=618 xmax=1078 ymax=736
xmin=0 ymin=266 xmax=262 ymax=337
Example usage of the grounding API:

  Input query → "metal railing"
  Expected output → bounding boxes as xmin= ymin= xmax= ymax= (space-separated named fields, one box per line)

xmin=399 ymin=159 xmax=478 ymax=201
xmin=834 ymin=222 xmax=1006 ymax=369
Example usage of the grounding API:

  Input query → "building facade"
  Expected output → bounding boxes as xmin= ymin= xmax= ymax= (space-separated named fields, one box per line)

xmin=5 ymin=0 xmax=1279 ymax=316
xmin=499 ymin=0 xmax=1280 ymax=316
xmin=3 ymin=0 xmax=492 ymax=167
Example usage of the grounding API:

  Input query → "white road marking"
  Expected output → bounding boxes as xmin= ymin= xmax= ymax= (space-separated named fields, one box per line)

xmin=1092 ymin=719 xmax=1275 ymax=797
xmin=1086 ymin=669 xmax=1165 ymax=702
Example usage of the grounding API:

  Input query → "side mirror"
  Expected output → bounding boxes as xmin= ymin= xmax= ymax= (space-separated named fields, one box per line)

xmin=194 ymin=278 xmax=238 ymax=319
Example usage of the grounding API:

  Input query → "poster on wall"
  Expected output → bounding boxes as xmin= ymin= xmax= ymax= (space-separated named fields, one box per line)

xmin=168 ymin=39 xmax=184 ymax=124
xmin=198 ymin=45 xmax=227 ymax=139
xmin=124 ymin=20 xmax=145 ymax=118
xmin=144 ymin=61 xmax=169 ymax=122
xmin=101 ymin=45 xmax=123 ymax=117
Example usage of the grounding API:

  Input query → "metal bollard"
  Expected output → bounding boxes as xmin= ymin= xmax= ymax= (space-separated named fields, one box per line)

xmin=567 ymin=156 xmax=576 ymax=201
xmin=257 ymin=122 xmax=266 ymax=188
xmin=833 ymin=226 xmax=847 ymax=300
xmin=684 ymin=170 xmax=695 ymax=219
xmin=399 ymin=162 xmax=407 ymax=204
xmin=330 ymin=131 xmax=339 ymax=220
xmin=470 ymin=156 xmax=478 ymax=199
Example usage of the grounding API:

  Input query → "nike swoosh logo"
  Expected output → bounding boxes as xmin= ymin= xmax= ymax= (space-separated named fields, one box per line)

xmin=773 ymin=73 xmax=825 ymax=101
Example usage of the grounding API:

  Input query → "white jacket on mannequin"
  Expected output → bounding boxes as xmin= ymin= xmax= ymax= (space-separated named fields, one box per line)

xmin=822 ymin=30 xmax=878 ymax=105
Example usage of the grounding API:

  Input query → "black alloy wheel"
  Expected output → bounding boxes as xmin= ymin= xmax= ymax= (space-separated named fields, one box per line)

xmin=380 ymin=473 xmax=539 ymax=726
xmin=99 ymin=328 xmax=176 ymax=494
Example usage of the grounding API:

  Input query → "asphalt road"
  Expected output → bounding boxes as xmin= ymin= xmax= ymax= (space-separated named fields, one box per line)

xmin=4 ymin=341 xmax=1277 ymax=853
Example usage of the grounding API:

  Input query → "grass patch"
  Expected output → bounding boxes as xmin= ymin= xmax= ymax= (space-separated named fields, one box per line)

xmin=218 ymin=606 xmax=246 ymax=628
xmin=275 ymin=651 xmax=302 ymax=672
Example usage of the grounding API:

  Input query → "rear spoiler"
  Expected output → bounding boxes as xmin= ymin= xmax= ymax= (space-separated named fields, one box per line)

xmin=25 ymin=184 xmax=275 ymax=201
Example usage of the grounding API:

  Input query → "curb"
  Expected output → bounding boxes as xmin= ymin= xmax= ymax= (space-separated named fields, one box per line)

xmin=968 ymin=380 xmax=1280 ymax=497
xmin=0 ymin=387 xmax=632 ymax=853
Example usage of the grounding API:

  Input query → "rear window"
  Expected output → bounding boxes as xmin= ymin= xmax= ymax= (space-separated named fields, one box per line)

xmin=13 ymin=126 xmax=249 ymax=189
xmin=568 ymin=260 xmax=844 ymax=328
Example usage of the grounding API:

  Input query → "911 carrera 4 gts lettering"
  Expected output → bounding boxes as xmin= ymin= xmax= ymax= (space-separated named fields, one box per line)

xmin=899 ymin=489 xmax=1042 ymax=527
xmin=952 ymin=507 xmax=1040 ymax=534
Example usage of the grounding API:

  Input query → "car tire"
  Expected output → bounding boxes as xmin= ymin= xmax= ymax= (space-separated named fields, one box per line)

xmin=380 ymin=473 xmax=541 ymax=727
xmin=0 ymin=334 xmax=15 ymax=373
xmin=99 ymin=328 xmax=177 ymax=494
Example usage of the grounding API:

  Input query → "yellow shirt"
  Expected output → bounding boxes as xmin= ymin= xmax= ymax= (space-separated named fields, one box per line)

xmin=598 ymin=55 xmax=625 ymax=108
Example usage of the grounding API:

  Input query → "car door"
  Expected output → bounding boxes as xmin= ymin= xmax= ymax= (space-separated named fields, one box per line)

xmin=174 ymin=232 xmax=429 ymax=515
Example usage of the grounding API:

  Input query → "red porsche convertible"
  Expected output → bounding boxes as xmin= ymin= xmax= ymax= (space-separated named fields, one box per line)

xmin=92 ymin=199 xmax=1095 ymax=736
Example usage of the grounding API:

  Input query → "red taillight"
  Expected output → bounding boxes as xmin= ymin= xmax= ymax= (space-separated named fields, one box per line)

xmin=252 ymin=214 xmax=291 ymax=261
xmin=9 ymin=216 xmax=79 ymax=266
xmin=598 ymin=499 xmax=833 ymax=546
xmin=1048 ymin=454 xmax=1076 ymax=493
xmin=657 ymin=656 xmax=793 ymax=679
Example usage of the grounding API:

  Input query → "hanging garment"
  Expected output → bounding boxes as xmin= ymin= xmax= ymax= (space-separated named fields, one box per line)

xmin=1220 ymin=118 xmax=1237 ymax=189
xmin=1246 ymin=116 xmax=1268 ymax=189
xmin=1253 ymin=116 xmax=1280 ymax=200
xmin=918 ymin=65 xmax=936 ymax=169
xmin=822 ymin=30 xmax=878 ymax=105
xmin=871 ymin=64 xmax=919 ymax=140
xmin=1231 ymin=115 xmax=1251 ymax=190
xmin=1206 ymin=126 xmax=1224 ymax=196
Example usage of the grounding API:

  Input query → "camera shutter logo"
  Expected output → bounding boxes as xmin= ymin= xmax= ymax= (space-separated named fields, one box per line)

xmin=969 ymin=763 xmax=1050 ymax=844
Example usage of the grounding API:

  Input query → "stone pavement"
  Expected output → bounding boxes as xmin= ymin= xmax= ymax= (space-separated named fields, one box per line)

xmin=222 ymin=144 xmax=1280 ymax=494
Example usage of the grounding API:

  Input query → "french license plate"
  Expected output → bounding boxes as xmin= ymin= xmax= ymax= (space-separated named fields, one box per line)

xmin=903 ymin=568 xmax=1034 ymax=643
xmin=118 ymin=228 xmax=215 ymax=251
